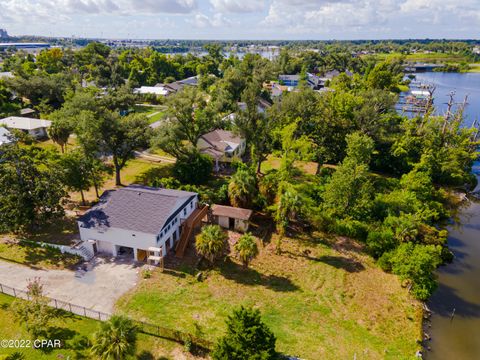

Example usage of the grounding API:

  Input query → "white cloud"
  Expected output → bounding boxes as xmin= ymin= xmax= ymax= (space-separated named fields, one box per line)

xmin=210 ymin=0 xmax=264 ymax=13
xmin=190 ymin=12 xmax=231 ymax=28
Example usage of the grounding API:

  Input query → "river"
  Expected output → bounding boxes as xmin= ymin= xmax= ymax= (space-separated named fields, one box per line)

xmin=414 ymin=72 xmax=480 ymax=360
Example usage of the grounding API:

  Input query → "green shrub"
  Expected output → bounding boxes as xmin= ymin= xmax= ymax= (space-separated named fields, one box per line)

xmin=332 ymin=219 xmax=369 ymax=241
xmin=366 ymin=229 xmax=396 ymax=258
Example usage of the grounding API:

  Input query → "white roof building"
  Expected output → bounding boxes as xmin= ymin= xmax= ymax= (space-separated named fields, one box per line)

xmin=0 ymin=116 xmax=52 ymax=139
xmin=134 ymin=86 xmax=171 ymax=96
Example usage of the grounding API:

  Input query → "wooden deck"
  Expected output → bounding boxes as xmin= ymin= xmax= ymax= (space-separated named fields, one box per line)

xmin=175 ymin=205 xmax=209 ymax=258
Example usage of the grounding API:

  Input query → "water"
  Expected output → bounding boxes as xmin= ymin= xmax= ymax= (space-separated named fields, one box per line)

xmin=417 ymin=72 xmax=480 ymax=360
xmin=413 ymin=72 xmax=480 ymax=127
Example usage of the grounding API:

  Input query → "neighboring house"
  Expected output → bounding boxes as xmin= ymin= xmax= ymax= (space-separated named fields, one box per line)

xmin=212 ymin=205 xmax=252 ymax=232
xmin=160 ymin=76 xmax=200 ymax=94
xmin=197 ymin=129 xmax=246 ymax=170
xmin=0 ymin=127 xmax=13 ymax=146
xmin=134 ymin=86 xmax=172 ymax=96
xmin=0 ymin=116 xmax=51 ymax=139
xmin=19 ymin=108 xmax=37 ymax=117
xmin=0 ymin=71 xmax=13 ymax=79
xmin=307 ymin=72 xmax=324 ymax=90
xmin=77 ymin=185 xmax=199 ymax=265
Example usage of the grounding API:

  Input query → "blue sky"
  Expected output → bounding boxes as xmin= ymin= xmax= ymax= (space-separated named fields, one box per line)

xmin=0 ymin=0 xmax=479 ymax=40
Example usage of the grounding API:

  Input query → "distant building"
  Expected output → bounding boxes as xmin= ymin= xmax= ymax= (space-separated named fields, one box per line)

xmin=473 ymin=46 xmax=480 ymax=55
xmin=0 ymin=29 xmax=9 ymax=39
xmin=0 ymin=116 xmax=51 ymax=139
xmin=0 ymin=42 xmax=50 ymax=50
xmin=137 ymin=76 xmax=199 ymax=97
xmin=134 ymin=86 xmax=172 ymax=96
xmin=19 ymin=108 xmax=37 ymax=118
xmin=0 ymin=127 xmax=13 ymax=146
xmin=0 ymin=72 xmax=14 ymax=80
xmin=197 ymin=129 xmax=246 ymax=170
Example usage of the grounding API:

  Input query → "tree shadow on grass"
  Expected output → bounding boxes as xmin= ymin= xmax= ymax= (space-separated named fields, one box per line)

xmin=218 ymin=257 xmax=299 ymax=292
xmin=134 ymin=164 xmax=174 ymax=186
xmin=305 ymin=255 xmax=365 ymax=273
xmin=21 ymin=241 xmax=81 ymax=270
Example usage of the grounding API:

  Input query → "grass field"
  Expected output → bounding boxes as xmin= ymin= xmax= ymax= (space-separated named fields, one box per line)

xmin=0 ymin=239 xmax=80 ymax=270
xmin=117 ymin=232 xmax=422 ymax=359
xmin=70 ymin=158 xmax=174 ymax=203
xmin=468 ymin=64 xmax=480 ymax=73
xmin=261 ymin=155 xmax=319 ymax=175
xmin=371 ymin=52 xmax=472 ymax=64
xmin=0 ymin=293 xmax=197 ymax=360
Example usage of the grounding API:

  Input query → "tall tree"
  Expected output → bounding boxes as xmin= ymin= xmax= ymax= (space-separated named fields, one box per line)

xmin=228 ymin=165 xmax=257 ymax=208
xmin=78 ymin=112 xmax=151 ymax=186
xmin=0 ymin=145 xmax=66 ymax=233
xmin=59 ymin=149 xmax=93 ymax=205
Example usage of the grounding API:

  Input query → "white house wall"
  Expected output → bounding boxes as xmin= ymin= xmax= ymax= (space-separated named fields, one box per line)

xmin=77 ymin=196 xmax=198 ymax=259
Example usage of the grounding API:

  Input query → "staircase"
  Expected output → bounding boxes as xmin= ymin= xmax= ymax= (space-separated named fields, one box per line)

xmin=78 ymin=243 xmax=94 ymax=260
xmin=175 ymin=205 xmax=209 ymax=258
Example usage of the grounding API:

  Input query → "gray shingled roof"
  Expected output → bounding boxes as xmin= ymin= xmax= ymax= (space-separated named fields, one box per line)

xmin=78 ymin=185 xmax=197 ymax=235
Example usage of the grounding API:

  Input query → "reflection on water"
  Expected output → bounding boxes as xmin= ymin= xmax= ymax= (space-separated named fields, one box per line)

xmin=419 ymin=71 xmax=480 ymax=360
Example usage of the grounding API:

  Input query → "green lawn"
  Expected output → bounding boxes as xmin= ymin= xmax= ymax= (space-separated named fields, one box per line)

xmin=0 ymin=293 xmax=191 ymax=360
xmin=371 ymin=52 xmax=472 ymax=63
xmin=0 ymin=239 xmax=81 ymax=270
xmin=117 ymin=233 xmax=422 ymax=359
xmin=70 ymin=159 xmax=174 ymax=203
xmin=467 ymin=64 xmax=480 ymax=73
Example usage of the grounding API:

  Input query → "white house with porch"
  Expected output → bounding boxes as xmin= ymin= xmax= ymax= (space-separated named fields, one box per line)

xmin=77 ymin=185 xmax=199 ymax=265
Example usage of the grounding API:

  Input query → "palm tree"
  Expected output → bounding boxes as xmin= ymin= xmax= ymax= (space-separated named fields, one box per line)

xmin=234 ymin=233 xmax=259 ymax=268
xmin=195 ymin=225 xmax=227 ymax=264
xmin=274 ymin=182 xmax=303 ymax=254
xmin=91 ymin=315 xmax=137 ymax=360
xmin=228 ymin=167 xmax=257 ymax=208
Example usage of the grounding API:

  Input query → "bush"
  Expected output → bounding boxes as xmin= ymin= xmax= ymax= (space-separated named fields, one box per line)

xmin=332 ymin=219 xmax=369 ymax=241
xmin=212 ymin=306 xmax=276 ymax=360
xmin=378 ymin=243 xmax=443 ymax=300
xmin=366 ymin=229 xmax=396 ymax=258
xmin=142 ymin=269 xmax=152 ymax=279
xmin=173 ymin=151 xmax=213 ymax=185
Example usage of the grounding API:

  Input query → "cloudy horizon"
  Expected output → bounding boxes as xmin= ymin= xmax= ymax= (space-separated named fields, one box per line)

xmin=0 ymin=0 xmax=479 ymax=40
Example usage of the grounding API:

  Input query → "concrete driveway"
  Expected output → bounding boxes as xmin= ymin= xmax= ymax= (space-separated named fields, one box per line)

xmin=0 ymin=257 xmax=142 ymax=313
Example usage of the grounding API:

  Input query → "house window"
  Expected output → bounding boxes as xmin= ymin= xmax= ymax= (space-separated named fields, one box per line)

xmin=190 ymin=202 xmax=193 ymax=209
xmin=184 ymin=208 xmax=187 ymax=216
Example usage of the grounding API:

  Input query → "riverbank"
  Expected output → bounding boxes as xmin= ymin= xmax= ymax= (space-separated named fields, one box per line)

xmin=409 ymin=71 xmax=480 ymax=359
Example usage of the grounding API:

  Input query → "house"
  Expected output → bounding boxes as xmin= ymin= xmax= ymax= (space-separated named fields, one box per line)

xmin=0 ymin=127 xmax=13 ymax=146
xmin=0 ymin=116 xmax=51 ymax=139
xmin=77 ymin=185 xmax=199 ymax=264
xmin=0 ymin=71 xmax=13 ymax=79
xmin=160 ymin=76 xmax=200 ymax=94
xmin=237 ymin=98 xmax=272 ymax=114
xmin=19 ymin=108 xmax=37 ymax=117
xmin=212 ymin=205 xmax=252 ymax=232
xmin=133 ymin=86 xmax=172 ymax=97
xmin=197 ymin=129 xmax=246 ymax=170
